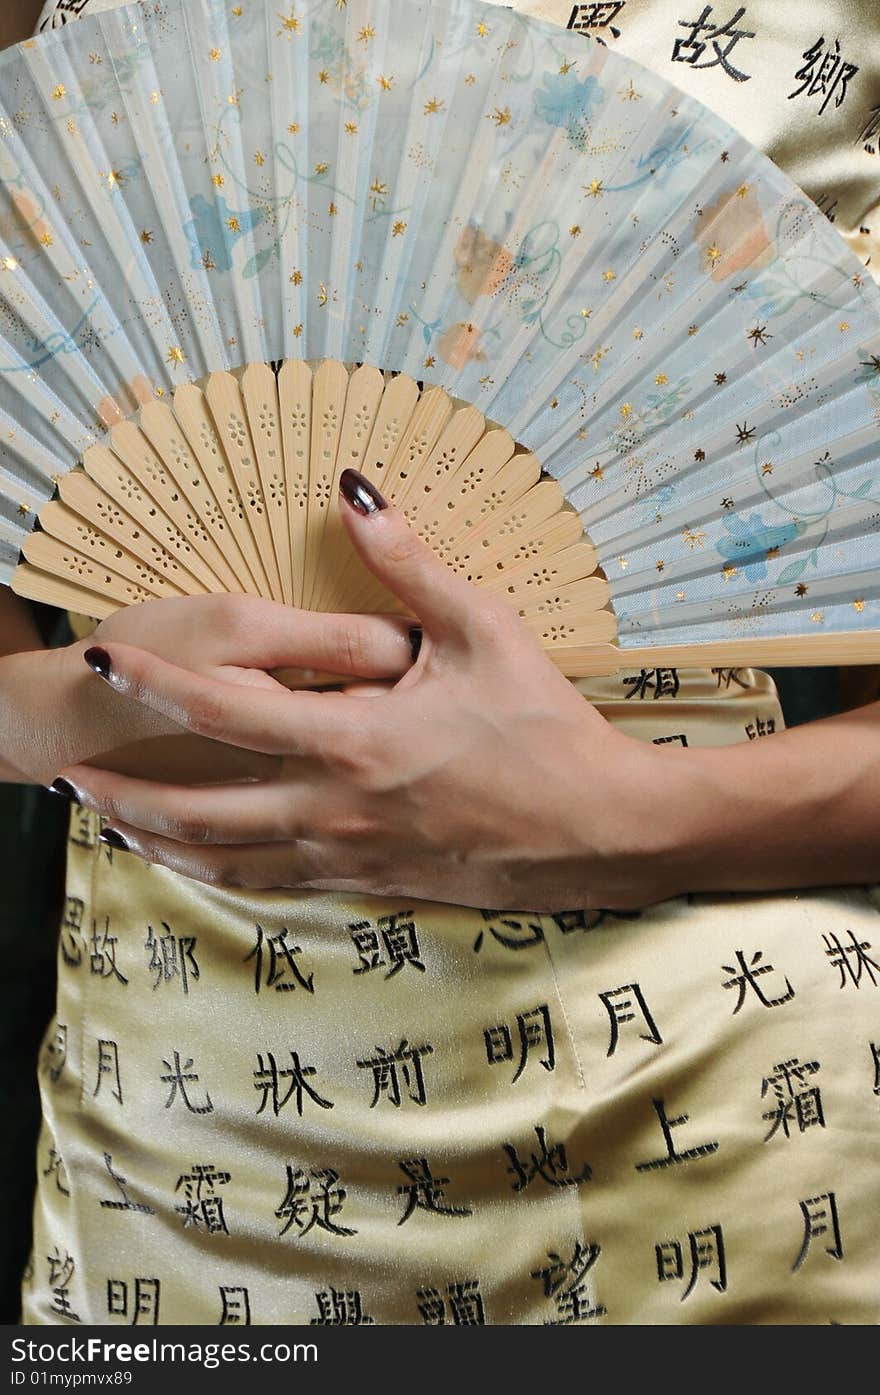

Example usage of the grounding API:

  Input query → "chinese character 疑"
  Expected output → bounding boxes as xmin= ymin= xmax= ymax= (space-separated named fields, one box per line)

xmin=275 ymin=1165 xmax=357 ymax=1238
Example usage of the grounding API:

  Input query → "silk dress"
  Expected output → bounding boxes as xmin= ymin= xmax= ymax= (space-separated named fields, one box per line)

xmin=18 ymin=0 xmax=880 ymax=1325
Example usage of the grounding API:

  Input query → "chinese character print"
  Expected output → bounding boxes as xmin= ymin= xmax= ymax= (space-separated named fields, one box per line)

xmin=20 ymin=0 xmax=880 ymax=1329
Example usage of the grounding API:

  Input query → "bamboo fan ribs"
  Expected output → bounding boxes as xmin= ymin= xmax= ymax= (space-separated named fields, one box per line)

xmin=1 ymin=0 xmax=880 ymax=675
xmin=13 ymin=358 xmax=612 ymax=652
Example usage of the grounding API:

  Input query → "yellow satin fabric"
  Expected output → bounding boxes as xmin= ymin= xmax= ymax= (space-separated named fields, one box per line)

xmin=20 ymin=669 xmax=880 ymax=1325
xmin=23 ymin=0 xmax=880 ymax=1326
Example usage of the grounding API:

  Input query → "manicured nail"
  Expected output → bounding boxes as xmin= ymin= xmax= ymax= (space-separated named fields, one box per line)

xmin=339 ymin=468 xmax=387 ymax=515
xmin=408 ymin=626 xmax=423 ymax=663
xmin=84 ymin=646 xmax=112 ymax=680
xmin=98 ymin=827 xmax=129 ymax=851
xmin=48 ymin=777 xmax=79 ymax=802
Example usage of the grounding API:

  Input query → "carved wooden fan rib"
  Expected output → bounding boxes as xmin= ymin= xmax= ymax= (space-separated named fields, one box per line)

xmin=11 ymin=359 xmax=614 ymax=667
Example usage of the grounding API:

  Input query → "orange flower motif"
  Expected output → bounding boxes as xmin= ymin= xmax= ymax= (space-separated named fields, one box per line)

xmin=438 ymin=321 xmax=486 ymax=370
xmin=453 ymin=225 xmax=513 ymax=303
xmin=694 ymin=184 xmax=773 ymax=281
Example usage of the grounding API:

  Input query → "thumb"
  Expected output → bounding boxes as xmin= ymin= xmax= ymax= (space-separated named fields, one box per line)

xmin=338 ymin=468 xmax=485 ymax=636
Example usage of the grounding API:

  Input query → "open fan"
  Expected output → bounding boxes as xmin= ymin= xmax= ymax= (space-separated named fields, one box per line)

xmin=1 ymin=0 xmax=879 ymax=676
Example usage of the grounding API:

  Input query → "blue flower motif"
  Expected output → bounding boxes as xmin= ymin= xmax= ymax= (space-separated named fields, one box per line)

xmin=534 ymin=70 xmax=603 ymax=145
xmin=182 ymin=194 xmax=263 ymax=274
xmin=716 ymin=512 xmax=804 ymax=581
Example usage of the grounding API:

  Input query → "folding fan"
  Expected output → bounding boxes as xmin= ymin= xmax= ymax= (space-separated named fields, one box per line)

xmin=1 ymin=0 xmax=879 ymax=677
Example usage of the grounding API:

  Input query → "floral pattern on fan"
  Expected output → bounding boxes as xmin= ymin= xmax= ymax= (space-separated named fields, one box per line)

xmin=0 ymin=0 xmax=878 ymax=665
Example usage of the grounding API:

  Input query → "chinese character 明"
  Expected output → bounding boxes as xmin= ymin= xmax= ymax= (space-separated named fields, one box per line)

xmin=397 ymin=1158 xmax=473 ymax=1225
xmin=219 ymin=1286 xmax=251 ymax=1325
xmin=745 ymin=715 xmax=776 ymax=739
xmin=656 ymin=1224 xmax=726 ymax=1301
xmin=793 ymin=1192 xmax=843 ymax=1271
xmin=600 ymin=983 xmax=663 ymax=1056
xmin=531 ymin=1241 xmax=605 ymax=1323
xmin=503 ymin=1124 xmax=591 ymax=1192
xmin=761 ymin=1058 xmax=824 ymax=1141
xmin=245 ymin=925 xmax=314 ymax=994
xmin=254 ymin=1050 xmax=333 ymax=1116
xmin=635 ymin=1097 xmax=719 ymax=1171
xmin=484 ymin=1003 xmax=555 ymax=1082
xmin=107 ymin=1276 xmax=160 ymax=1325
xmin=45 ymin=1021 xmax=68 ymax=1084
xmin=672 ymin=6 xmax=754 ymax=83
xmin=275 ymin=1165 xmax=357 ymax=1238
xmin=789 ymin=36 xmax=859 ymax=115
xmin=357 ymin=1038 xmax=433 ymax=1108
xmin=722 ymin=948 xmax=795 ymax=1012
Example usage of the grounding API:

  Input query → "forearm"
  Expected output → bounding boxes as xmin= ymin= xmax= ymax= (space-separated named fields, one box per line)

xmin=671 ymin=701 xmax=880 ymax=893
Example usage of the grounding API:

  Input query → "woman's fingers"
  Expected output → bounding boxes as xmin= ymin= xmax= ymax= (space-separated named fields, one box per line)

xmin=338 ymin=469 xmax=499 ymax=643
xmin=92 ymin=823 xmax=320 ymax=890
xmin=52 ymin=764 xmax=319 ymax=845
xmin=97 ymin=593 xmax=417 ymax=680
xmin=83 ymin=641 xmax=368 ymax=757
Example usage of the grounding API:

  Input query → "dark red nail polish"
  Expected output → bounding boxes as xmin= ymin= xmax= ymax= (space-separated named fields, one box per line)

xmin=99 ymin=828 xmax=129 ymax=850
xmin=48 ymin=777 xmax=79 ymax=802
xmin=84 ymin=646 xmax=112 ymax=680
xmin=339 ymin=468 xmax=387 ymax=515
xmin=408 ymin=626 xmax=423 ymax=662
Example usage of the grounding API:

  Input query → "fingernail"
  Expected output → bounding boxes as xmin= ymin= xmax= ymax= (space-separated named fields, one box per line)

xmin=339 ymin=468 xmax=387 ymax=515
xmin=48 ymin=777 xmax=79 ymax=802
xmin=408 ymin=626 xmax=423 ymax=663
xmin=84 ymin=646 xmax=112 ymax=681
xmin=98 ymin=828 xmax=129 ymax=851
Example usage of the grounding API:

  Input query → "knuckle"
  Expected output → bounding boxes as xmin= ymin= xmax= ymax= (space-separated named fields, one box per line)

xmin=164 ymin=812 xmax=212 ymax=846
xmin=465 ymin=596 xmax=514 ymax=648
xmin=182 ymin=687 xmax=228 ymax=735
xmin=384 ymin=530 xmax=424 ymax=568
xmin=334 ymin=619 xmax=372 ymax=675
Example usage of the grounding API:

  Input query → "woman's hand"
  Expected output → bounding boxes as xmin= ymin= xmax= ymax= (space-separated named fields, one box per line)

xmin=51 ymin=471 xmax=689 ymax=911
xmin=1 ymin=592 xmax=415 ymax=789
